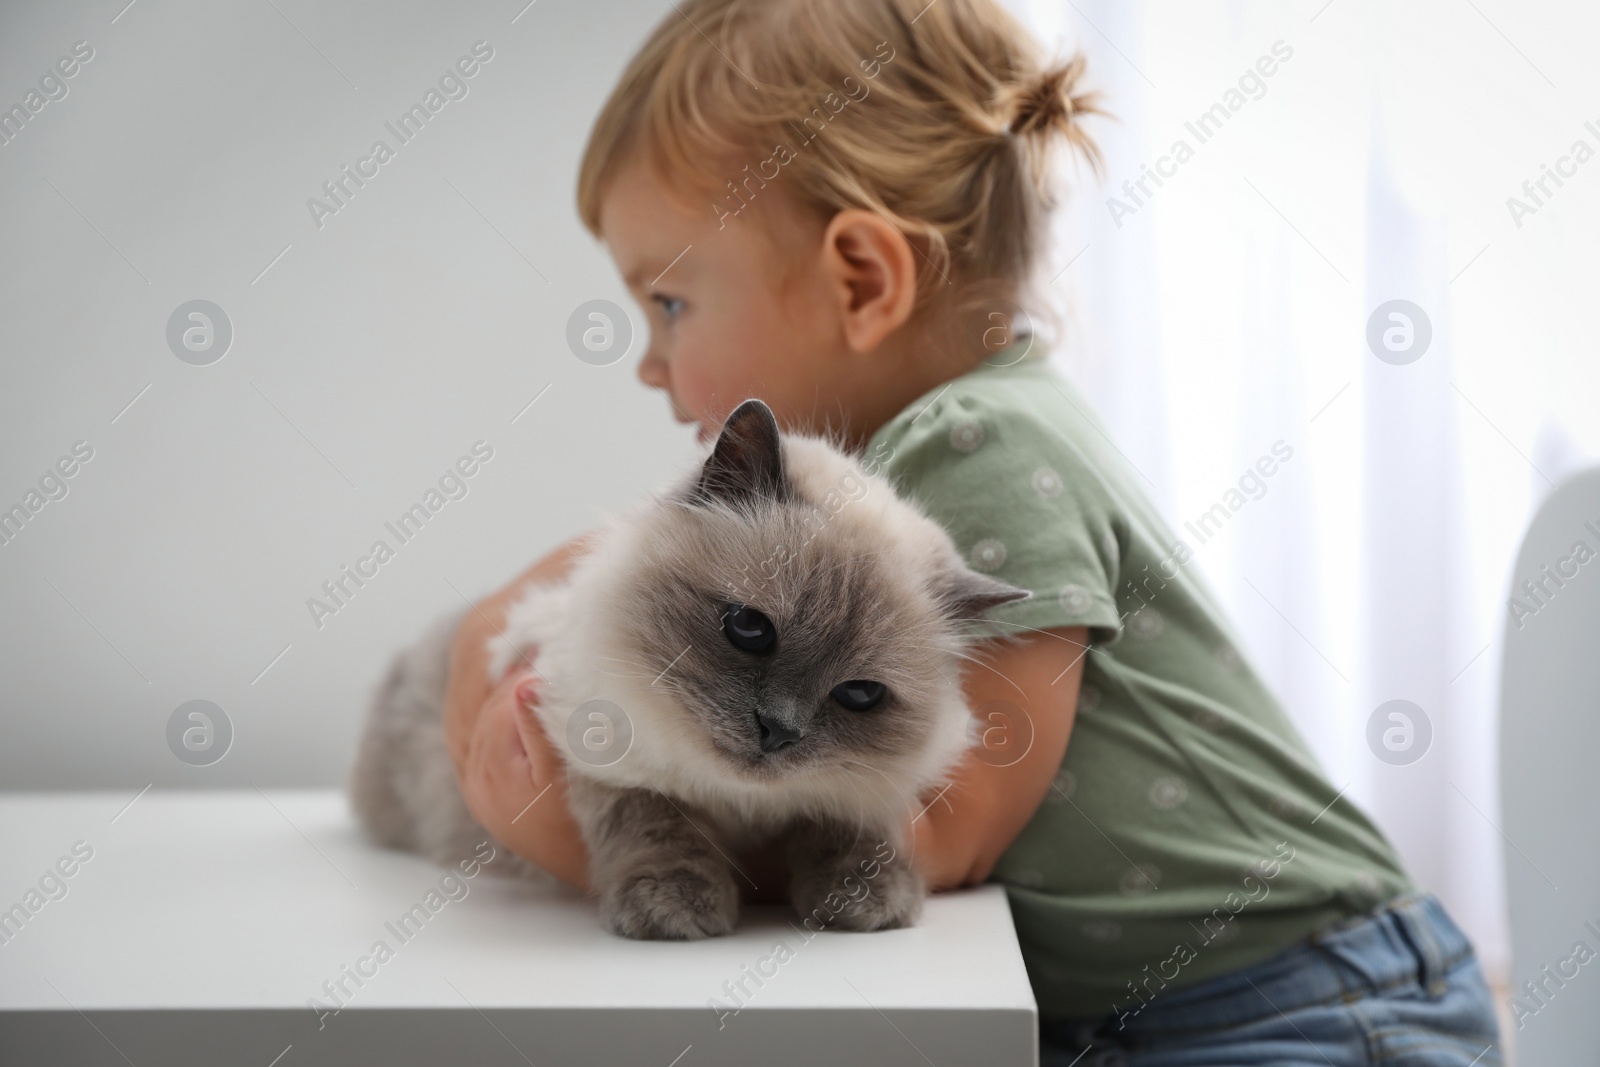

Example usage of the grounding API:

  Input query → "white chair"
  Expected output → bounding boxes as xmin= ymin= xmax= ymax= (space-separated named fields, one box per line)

xmin=1499 ymin=466 xmax=1600 ymax=1064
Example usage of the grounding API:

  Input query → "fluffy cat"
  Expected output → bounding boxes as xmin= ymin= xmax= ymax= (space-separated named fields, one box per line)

xmin=350 ymin=399 xmax=1028 ymax=939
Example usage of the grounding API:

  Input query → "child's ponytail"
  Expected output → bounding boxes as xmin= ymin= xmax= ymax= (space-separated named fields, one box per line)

xmin=1003 ymin=54 xmax=1105 ymax=185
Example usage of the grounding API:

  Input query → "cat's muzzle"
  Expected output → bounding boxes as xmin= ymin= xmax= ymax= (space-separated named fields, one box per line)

xmin=755 ymin=708 xmax=805 ymax=753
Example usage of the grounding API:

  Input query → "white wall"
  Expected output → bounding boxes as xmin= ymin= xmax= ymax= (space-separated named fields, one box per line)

xmin=0 ymin=0 xmax=693 ymax=789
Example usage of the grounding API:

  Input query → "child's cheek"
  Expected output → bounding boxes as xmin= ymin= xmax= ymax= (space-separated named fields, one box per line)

xmin=673 ymin=363 xmax=716 ymax=422
xmin=678 ymin=350 xmax=745 ymax=424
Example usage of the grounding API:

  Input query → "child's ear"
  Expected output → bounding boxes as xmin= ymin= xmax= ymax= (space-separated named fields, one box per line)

xmin=820 ymin=209 xmax=918 ymax=354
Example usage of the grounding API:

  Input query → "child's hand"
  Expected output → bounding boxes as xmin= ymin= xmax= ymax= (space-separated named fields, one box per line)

xmin=457 ymin=661 xmax=591 ymax=891
xmin=502 ymin=655 xmax=564 ymax=786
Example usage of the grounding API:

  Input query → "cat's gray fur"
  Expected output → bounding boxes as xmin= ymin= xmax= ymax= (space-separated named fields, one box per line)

xmin=350 ymin=399 xmax=1028 ymax=939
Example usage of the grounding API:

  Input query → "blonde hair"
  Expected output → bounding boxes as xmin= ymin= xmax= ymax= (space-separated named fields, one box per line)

xmin=577 ymin=0 xmax=1102 ymax=324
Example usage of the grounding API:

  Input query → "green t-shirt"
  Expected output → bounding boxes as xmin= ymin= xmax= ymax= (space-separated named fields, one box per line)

xmin=865 ymin=346 xmax=1412 ymax=1023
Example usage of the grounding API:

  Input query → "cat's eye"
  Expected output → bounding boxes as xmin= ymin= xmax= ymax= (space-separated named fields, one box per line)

xmin=722 ymin=604 xmax=776 ymax=654
xmin=831 ymin=680 xmax=886 ymax=712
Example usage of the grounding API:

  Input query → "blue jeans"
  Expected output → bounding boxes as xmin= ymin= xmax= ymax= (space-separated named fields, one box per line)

xmin=1039 ymin=894 xmax=1502 ymax=1066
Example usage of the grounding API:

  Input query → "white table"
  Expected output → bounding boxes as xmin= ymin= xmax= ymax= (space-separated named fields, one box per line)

xmin=0 ymin=791 xmax=1037 ymax=1066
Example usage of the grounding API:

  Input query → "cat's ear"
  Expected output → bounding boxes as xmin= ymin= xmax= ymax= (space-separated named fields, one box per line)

xmin=939 ymin=562 xmax=1032 ymax=620
xmin=690 ymin=399 xmax=793 ymax=508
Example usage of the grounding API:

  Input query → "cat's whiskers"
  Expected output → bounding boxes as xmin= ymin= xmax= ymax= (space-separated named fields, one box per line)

xmin=907 ymin=642 xmax=1027 ymax=698
xmin=591 ymin=651 xmax=704 ymax=691
xmin=983 ymin=620 xmax=1101 ymax=675
xmin=592 ymin=651 xmax=667 ymax=674
xmin=833 ymin=757 xmax=902 ymax=818
xmin=590 ymin=665 xmax=655 ymax=681
xmin=836 ymin=755 xmax=894 ymax=787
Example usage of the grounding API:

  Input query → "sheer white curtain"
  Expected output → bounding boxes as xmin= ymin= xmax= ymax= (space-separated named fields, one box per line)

xmin=1005 ymin=0 xmax=1600 ymax=984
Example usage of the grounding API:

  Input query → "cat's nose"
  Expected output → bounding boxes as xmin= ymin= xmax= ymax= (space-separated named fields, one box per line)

xmin=756 ymin=711 xmax=804 ymax=752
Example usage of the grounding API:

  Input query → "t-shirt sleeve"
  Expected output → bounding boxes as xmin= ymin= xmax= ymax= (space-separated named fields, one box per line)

xmin=869 ymin=386 xmax=1125 ymax=644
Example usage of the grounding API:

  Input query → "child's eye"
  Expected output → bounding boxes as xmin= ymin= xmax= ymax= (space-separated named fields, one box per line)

xmin=652 ymin=294 xmax=686 ymax=322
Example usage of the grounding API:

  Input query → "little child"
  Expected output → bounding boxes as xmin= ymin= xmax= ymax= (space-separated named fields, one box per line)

xmin=442 ymin=1 xmax=1503 ymax=1062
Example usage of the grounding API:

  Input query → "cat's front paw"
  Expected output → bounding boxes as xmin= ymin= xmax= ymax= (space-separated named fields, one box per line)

xmin=793 ymin=860 xmax=924 ymax=932
xmin=601 ymin=863 xmax=740 ymax=940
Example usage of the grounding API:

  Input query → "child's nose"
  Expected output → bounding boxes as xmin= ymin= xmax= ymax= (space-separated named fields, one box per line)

xmin=636 ymin=347 xmax=668 ymax=390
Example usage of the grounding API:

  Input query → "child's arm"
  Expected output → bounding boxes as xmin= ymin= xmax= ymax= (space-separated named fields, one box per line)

xmin=911 ymin=626 xmax=1089 ymax=892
